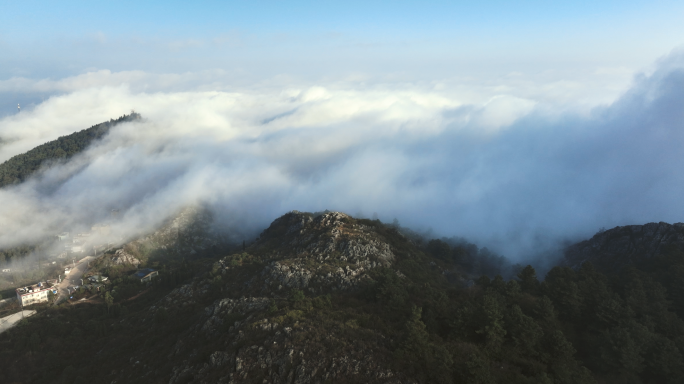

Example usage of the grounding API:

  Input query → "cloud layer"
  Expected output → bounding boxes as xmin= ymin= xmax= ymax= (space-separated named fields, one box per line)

xmin=1 ymin=52 xmax=684 ymax=262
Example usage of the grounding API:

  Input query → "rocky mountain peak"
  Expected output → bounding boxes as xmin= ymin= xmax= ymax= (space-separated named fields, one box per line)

xmin=154 ymin=210 xmax=415 ymax=383
xmin=210 ymin=211 xmax=400 ymax=298
xmin=256 ymin=210 xmax=395 ymax=265
xmin=564 ymin=221 xmax=684 ymax=270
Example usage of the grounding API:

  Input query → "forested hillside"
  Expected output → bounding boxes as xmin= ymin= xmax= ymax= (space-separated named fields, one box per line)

xmin=0 ymin=112 xmax=140 ymax=188
xmin=1 ymin=212 xmax=683 ymax=383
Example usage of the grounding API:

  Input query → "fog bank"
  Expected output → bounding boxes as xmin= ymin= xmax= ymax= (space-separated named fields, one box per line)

xmin=1 ymin=52 xmax=684 ymax=261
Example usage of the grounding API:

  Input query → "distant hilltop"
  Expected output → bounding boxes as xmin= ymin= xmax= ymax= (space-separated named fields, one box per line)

xmin=564 ymin=221 xmax=684 ymax=271
xmin=0 ymin=112 xmax=141 ymax=188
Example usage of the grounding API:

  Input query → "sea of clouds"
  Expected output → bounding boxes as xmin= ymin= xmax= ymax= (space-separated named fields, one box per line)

xmin=0 ymin=51 xmax=683 ymax=263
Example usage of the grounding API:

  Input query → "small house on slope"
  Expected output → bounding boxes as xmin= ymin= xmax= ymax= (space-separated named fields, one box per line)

xmin=134 ymin=269 xmax=158 ymax=283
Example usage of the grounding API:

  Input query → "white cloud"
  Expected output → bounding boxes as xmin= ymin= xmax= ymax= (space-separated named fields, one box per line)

xmin=470 ymin=95 xmax=537 ymax=131
xmin=0 ymin=51 xmax=683 ymax=263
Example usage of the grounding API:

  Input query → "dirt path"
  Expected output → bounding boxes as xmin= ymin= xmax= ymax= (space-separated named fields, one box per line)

xmin=69 ymin=294 xmax=101 ymax=305
xmin=55 ymin=255 xmax=96 ymax=304
xmin=125 ymin=288 xmax=150 ymax=302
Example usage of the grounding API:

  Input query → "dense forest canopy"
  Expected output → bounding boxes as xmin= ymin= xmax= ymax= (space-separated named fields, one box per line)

xmin=1 ymin=214 xmax=683 ymax=383
xmin=0 ymin=113 xmax=140 ymax=188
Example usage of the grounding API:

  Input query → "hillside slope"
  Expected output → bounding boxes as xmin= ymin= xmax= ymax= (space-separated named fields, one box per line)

xmin=0 ymin=112 xmax=140 ymax=188
xmin=2 ymin=212 xmax=684 ymax=384
xmin=159 ymin=211 xmax=431 ymax=383
xmin=564 ymin=221 xmax=684 ymax=270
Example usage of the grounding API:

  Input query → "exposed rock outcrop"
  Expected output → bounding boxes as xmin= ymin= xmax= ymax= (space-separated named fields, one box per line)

xmin=111 ymin=249 xmax=140 ymax=266
xmin=240 ymin=211 xmax=398 ymax=294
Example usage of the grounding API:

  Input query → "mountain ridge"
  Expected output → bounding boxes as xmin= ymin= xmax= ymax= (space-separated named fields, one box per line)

xmin=1 ymin=212 xmax=684 ymax=383
xmin=563 ymin=221 xmax=684 ymax=271
xmin=0 ymin=112 xmax=140 ymax=188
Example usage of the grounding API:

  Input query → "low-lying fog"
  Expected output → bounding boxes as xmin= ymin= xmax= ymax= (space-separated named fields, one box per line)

xmin=1 ymin=51 xmax=684 ymax=268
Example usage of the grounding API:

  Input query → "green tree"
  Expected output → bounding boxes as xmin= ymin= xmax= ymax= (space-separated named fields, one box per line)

xmin=548 ymin=329 xmax=575 ymax=362
xmin=644 ymin=336 xmax=684 ymax=384
xmin=544 ymin=267 xmax=583 ymax=321
xmin=490 ymin=275 xmax=507 ymax=295
xmin=601 ymin=325 xmax=645 ymax=377
xmin=395 ymin=306 xmax=453 ymax=384
xmin=312 ymin=294 xmax=331 ymax=309
xmin=505 ymin=279 xmax=522 ymax=297
xmin=104 ymin=291 xmax=114 ymax=314
xmin=268 ymin=299 xmax=278 ymax=313
xmin=372 ymin=267 xmax=409 ymax=310
xmin=289 ymin=288 xmax=305 ymax=302
xmin=427 ymin=239 xmax=451 ymax=261
xmin=457 ymin=350 xmax=496 ymax=384
xmin=476 ymin=291 xmax=507 ymax=353
xmin=505 ymin=304 xmax=544 ymax=356
xmin=518 ymin=265 xmax=539 ymax=293
xmin=534 ymin=296 xmax=557 ymax=321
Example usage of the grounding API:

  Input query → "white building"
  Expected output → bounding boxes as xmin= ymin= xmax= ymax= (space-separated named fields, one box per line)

xmin=16 ymin=283 xmax=53 ymax=306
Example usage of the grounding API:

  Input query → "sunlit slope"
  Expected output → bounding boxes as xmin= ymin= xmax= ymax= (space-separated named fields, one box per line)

xmin=0 ymin=113 xmax=140 ymax=188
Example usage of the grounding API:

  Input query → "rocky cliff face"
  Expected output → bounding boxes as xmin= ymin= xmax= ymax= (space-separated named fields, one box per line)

xmin=564 ymin=221 xmax=684 ymax=270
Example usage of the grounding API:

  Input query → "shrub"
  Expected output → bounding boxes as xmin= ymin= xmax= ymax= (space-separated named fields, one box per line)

xmin=289 ymin=289 xmax=305 ymax=302
xmin=312 ymin=294 xmax=332 ymax=309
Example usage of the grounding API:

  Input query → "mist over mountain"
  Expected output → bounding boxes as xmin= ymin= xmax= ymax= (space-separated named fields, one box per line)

xmin=0 ymin=52 xmax=683 ymax=264
xmin=3 ymin=208 xmax=684 ymax=383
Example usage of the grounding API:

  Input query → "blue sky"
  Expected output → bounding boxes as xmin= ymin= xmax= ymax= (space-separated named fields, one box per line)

xmin=2 ymin=1 xmax=683 ymax=79
xmin=2 ymin=0 xmax=683 ymax=117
